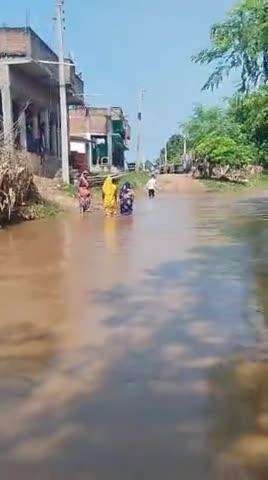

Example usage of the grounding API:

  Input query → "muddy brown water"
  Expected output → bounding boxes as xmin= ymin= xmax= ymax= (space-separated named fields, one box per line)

xmin=0 ymin=189 xmax=268 ymax=479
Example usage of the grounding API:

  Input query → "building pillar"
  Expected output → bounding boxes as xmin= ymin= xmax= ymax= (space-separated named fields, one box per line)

xmin=56 ymin=104 xmax=61 ymax=157
xmin=0 ymin=65 xmax=13 ymax=145
xmin=51 ymin=118 xmax=57 ymax=155
xmin=107 ymin=110 xmax=113 ymax=170
xmin=32 ymin=111 xmax=39 ymax=140
xmin=18 ymin=108 xmax=27 ymax=150
xmin=40 ymin=109 xmax=50 ymax=152
xmin=44 ymin=110 xmax=50 ymax=152
xmin=87 ymin=135 xmax=92 ymax=171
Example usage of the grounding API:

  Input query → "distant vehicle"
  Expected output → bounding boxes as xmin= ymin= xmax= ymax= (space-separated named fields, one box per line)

xmin=174 ymin=164 xmax=185 ymax=174
xmin=160 ymin=163 xmax=184 ymax=174
xmin=127 ymin=162 xmax=136 ymax=172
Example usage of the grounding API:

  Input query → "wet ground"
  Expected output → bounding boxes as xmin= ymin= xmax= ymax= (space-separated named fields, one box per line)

xmin=0 ymin=187 xmax=268 ymax=479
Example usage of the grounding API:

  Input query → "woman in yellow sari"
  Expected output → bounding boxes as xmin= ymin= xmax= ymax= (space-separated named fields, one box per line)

xmin=102 ymin=176 xmax=117 ymax=216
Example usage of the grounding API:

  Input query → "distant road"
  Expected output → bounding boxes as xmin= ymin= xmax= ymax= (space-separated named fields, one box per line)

xmin=158 ymin=173 xmax=205 ymax=193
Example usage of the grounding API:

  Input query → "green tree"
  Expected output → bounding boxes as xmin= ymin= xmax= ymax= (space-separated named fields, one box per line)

xmin=161 ymin=1 xmax=268 ymax=171
xmin=192 ymin=0 xmax=268 ymax=92
xmin=180 ymin=104 xmax=256 ymax=168
xmin=158 ymin=134 xmax=184 ymax=165
xmin=228 ymin=85 xmax=268 ymax=164
xmin=195 ymin=132 xmax=253 ymax=168
xmin=181 ymin=104 xmax=249 ymax=147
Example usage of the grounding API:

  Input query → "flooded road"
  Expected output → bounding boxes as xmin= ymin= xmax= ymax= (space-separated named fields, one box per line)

xmin=0 ymin=189 xmax=268 ymax=479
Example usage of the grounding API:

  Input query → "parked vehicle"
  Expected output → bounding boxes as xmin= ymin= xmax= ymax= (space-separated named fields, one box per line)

xmin=160 ymin=163 xmax=184 ymax=174
xmin=127 ymin=162 xmax=136 ymax=172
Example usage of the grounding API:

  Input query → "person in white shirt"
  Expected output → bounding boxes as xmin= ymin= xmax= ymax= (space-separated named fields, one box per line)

xmin=146 ymin=174 xmax=157 ymax=198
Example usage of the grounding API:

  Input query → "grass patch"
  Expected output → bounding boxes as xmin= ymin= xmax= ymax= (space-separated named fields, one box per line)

xmin=201 ymin=179 xmax=247 ymax=192
xmin=60 ymin=183 xmax=76 ymax=198
xmin=25 ymin=200 xmax=61 ymax=220
xmin=201 ymin=172 xmax=268 ymax=193
xmin=118 ymin=171 xmax=149 ymax=189
xmin=250 ymin=170 xmax=268 ymax=189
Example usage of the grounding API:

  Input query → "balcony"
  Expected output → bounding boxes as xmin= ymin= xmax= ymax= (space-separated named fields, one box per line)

xmin=0 ymin=27 xmax=84 ymax=105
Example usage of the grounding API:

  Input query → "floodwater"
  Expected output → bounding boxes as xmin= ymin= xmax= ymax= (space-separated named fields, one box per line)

xmin=0 ymin=189 xmax=268 ymax=479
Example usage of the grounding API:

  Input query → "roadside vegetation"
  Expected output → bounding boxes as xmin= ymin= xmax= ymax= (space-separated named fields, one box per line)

xmin=202 ymin=171 xmax=268 ymax=192
xmin=23 ymin=200 xmax=61 ymax=220
xmin=159 ymin=0 xmax=268 ymax=184
xmin=118 ymin=171 xmax=149 ymax=189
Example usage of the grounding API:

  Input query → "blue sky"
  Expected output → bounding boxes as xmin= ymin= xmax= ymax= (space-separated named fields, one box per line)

xmin=2 ymin=0 xmax=236 ymax=161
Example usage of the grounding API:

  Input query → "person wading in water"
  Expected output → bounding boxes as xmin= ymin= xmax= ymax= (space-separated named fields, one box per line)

xmin=102 ymin=177 xmax=117 ymax=216
xmin=146 ymin=174 xmax=157 ymax=198
xmin=78 ymin=170 xmax=91 ymax=213
xmin=119 ymin=181 xmax=134 ymax=215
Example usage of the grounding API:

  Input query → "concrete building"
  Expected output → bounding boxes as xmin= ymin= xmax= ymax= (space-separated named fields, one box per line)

xmin=0 ymin=27 xmax=83 ymax=175
xmin=69 ymin=106 xmax=130 ymax=173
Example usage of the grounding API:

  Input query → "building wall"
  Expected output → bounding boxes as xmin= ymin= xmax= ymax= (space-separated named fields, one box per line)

xmin=69 ymin=107 xmax=129 ymax=171
xmin=69 ymin=108 xmax=88 ymax=137
xmin=70 ymin=107 xmax=109 ymax=137
xmin=29 ymin=29 xmax=57 ymax=62
xmin=0 ymin=28 xmax=58 ymax=62
xmin=9 ymin=66 xmax=59 ymax=107
xmin=88 ymin=113 xmax=107 ymax=135
xmin=0 ymin=29 xmax=28 ymax=56
xmin=0 ymin=28 xmax=84 ymax=100
xmin=29 ymin=30 xmax=58 ymax=80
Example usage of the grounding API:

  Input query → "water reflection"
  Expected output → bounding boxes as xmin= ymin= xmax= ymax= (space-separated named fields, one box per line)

xmin=209 ymin=356 xmax=268 ymax=479
xmin=0 ymin=192 xmax=267 ymax=479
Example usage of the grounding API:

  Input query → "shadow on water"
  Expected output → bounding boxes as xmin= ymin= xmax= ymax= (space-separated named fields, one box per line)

xmin=0 ymin=194 xmax=267 ymax=479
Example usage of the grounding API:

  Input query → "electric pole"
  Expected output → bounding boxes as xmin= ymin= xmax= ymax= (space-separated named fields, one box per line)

xmin=164 ymin=143 xmax=168 ymax=170
xmin=107 ymin=107 xmax=113 ymax=171
xmin=183 ymin=135 xmax=187 ymax=156
xmin=56 ymin=0 xmax=69 ymax=184
xmin=136 ymin=89 xmax=145 ymax=170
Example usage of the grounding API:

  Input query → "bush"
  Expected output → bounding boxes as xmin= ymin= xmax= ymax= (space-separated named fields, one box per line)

xmin=195 ymin=133 xmax=254 ymax=168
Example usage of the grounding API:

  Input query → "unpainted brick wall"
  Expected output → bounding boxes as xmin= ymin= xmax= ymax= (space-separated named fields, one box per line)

xmin=0 ymin=30 xmax=27 ymax=56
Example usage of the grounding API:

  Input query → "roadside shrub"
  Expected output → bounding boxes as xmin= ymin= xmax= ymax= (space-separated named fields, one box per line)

xmin=195 ymin=133 xmax=254 ymax=168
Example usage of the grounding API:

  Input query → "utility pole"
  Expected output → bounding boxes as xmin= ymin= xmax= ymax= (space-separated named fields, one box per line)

xmin=183 ymin=134 xmax=187 ymax=156
xmin=107 ymin=107 xmax=113 ymax=171
xmin=56 ymin=0 xmax=69 ymax=184
xmin=182 ymin=134 xmax=188 ymax=171
xmin=136 ymin=89 xmax=145 ymax=170
xmin=164 ymin=143 xmax=168 ymax=170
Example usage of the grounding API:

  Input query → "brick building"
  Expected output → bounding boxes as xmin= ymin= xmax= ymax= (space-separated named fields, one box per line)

xmin=69 ymin=106 xmax=131 ymax=173
xmin=0 ymin=27 xmax=83 ymax=176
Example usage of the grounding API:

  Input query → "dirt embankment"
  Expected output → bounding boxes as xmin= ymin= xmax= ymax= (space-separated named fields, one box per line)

xmin=34 ymin=176 xmax=104 ymax=213
xmin=34 ymin=176 xmax=77 ymax=211
xmin=158 ymin=174 xmax=205 ymax=193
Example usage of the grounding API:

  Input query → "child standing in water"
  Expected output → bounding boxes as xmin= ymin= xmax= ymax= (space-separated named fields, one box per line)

xmin=146 ymin=174 xmax=157 ymax=198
